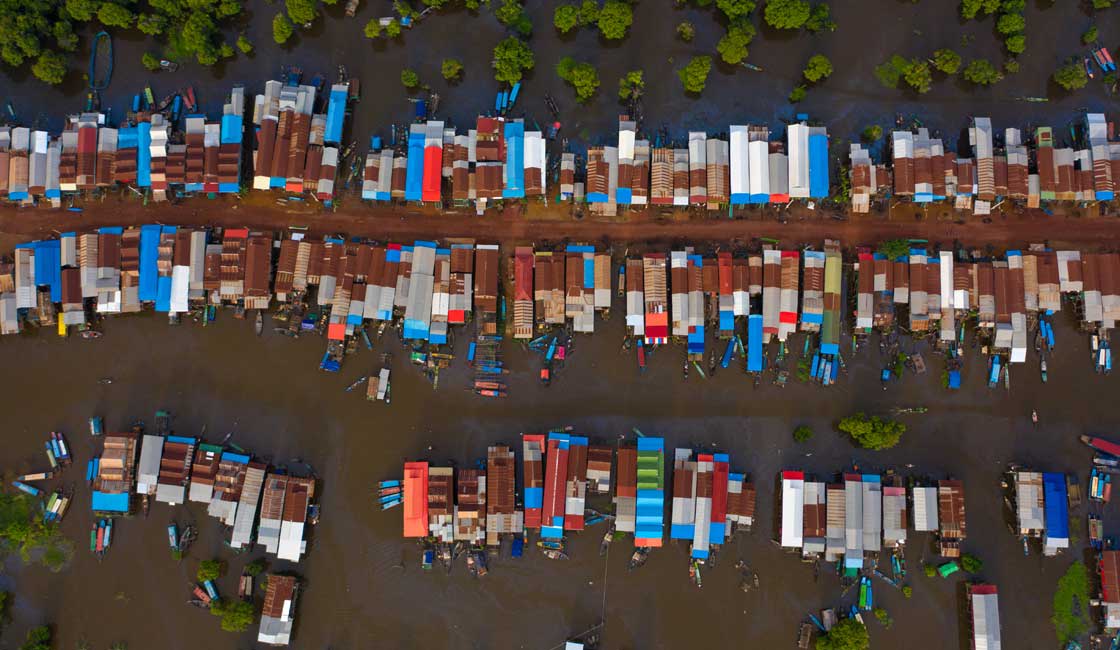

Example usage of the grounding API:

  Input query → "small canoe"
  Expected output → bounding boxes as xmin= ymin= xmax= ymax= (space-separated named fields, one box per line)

xmin=255 ymin=311 xmax=263 ymax=336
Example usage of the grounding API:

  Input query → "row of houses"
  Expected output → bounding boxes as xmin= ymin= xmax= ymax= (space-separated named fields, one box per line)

xmin=780 ymin=473 xmax=967 ymax=562
xmin=511 ymin=245 xmax=612 ymax=338
xmin=851 ymin=112 xmax=1120 ymax=213
xmin=0 ymin=88 xmax=245 ymax=206
xmin=1009 ymin=470 xmax=1070 ymax=556
xmin=90 ymin=429 xmax=316 ymax=562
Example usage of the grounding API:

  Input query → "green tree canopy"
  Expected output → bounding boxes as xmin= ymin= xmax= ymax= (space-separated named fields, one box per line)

xmin=598 ymin=1 xmax=633 ymax=40
xmin=64 ymin=0 xmax=98 ymax=22
xmin=492 ymin=36 xmax=534 ymax=83
xmin=31 ymin=51 xmax=67 ymax=85
xmin=903 ymin=59 xmax=932 ymax=93
xmin=717 ymin=0 xmax=756 ymax=21
xmin=364 ymin=18 xmax=382 ymax=38
xmin=385 ymin=18 xmax=402 ymax=37
xmin=1053 ymin=561 xmax=1091 ymax=643
xmin=677 ymin=21 xmax=695 ymax=41
xmin=962 ymin=59 xmax=1001 ymax=85
xmin=557 ymin=56 xmax=600 ymax=101
xmin=793 ymin=425 xmax=813 ymax=442
xmin=678 ymin=55 xmax=712 ymax=93
xmin=286 ymin=0 xmax=318 ymax=24
xmin=1004 ymin=33 xmax=1025 ymax=54
xmin=142 ymin=52 xmax=161 ymax=71
xmin=961 ymin=552 xmax=984 ymax=573
xmin=441 ymin=58 xmax=463 ymax=81
xmin=495 ymin=0 xmax=532 ymax=35
xmin=618 ymin=69 xmax=644 ymax=101
xmin=553 ymin=4 xmax=579 ymax=33
xmin=717 ymin=22 xmax=756 ymax=65
xmin=805 ymin=3 xmax=835 ymax=31
xmin=995 ymin=12 xmax=1024 ymax=35
xmin=932 ymin=49 xmax=961 ymax=74
xmin=578 ymin=0 xmax=600 ymax=25
xmin=803 ymin=54 xmax=832 ymax=82
xmin=764 ymin=0 xmax=810 ymax=29
xmin=788 ymin=85 xmax=806 ymax=102
xmin=1053 ymin=60 xmax=1088 ymax=91
xmin=19 ymin=626 xmax=51 ymax=650
xmin=273 ymin=13 xmax=294 ymax=44
xmin=815 ymin=618 xmax=869 ymax=650
xmin=137 ymin=14 xmax=168 ymax=36
xmin=836 ymin=413 xmax=905 ymax=450
xmin=197 ymin=559 xmax=225 ymax=583
xmin=960 ymin=0 xmax=1000 ymax=20
xmin=210 ymin=598 xmax=256 ymax=633
xmin=98 ymin=3 xmax=135 ymax=29
xmin=1082 ymin=26 xmax=1098 ymax=45
xmin=401 ymin=68 xmax=420 ymax=88
xmin=236 ymin=35 xmax=253 ymax=54
xmin=244 ymin=560 xmax=265 ymax=577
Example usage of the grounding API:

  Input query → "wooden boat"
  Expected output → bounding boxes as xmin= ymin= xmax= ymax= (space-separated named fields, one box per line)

xmin=238 ymin=575 xmax=253 ymax=599
xmin=254 ymin=311 xmax=263 ymax=336
xmin=345 ymin=375 xmax=368 ymax=392
xmin=628 ymin=547 xmax=649 ymax=570
xmin=88 ymin=31 xmax=113 ymax=91
xmin=178 ymin=525 xmax=197 ymax=554
xmin=542 ymin=549 xmax=569 ymax=560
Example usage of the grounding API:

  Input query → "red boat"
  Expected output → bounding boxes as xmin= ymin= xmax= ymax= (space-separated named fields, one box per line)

xmin=182 ymin=86 xmax=196 ymax=112
xmin=1081 ymin=435 xmax=1120 ymax=457
xmin=637 ymin=339 xmax=646 ymax=371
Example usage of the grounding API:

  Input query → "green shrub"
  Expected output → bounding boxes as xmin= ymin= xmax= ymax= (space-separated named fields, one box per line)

xmin=1053 ymin=561 xmax=1091 ymax=643
xmin=793 ymin=425 xmax=813 ymax=443
xmin=678 ymin=56 xmax=712 ymax=94
xmin=401 ymin=68 xmax=420 ymax=89
xmin=764 ymin=0 xmax=810 ymax=29
xmin=1082 ymin=26 xmax=1097 ymax=45
xmin=441 ymin=58 xmax=463 ymax=81
xmin=554 ymin=4 xmax=579 ymax=33
xmin=598 ymin=1 xmax=633 ymax=40
xmin=803 ymin=54 xmax=832 ymax=82
xmin=677 ymin=21 xmax=695 ymax=41
xmin=492 ymin=36 xmax=535 ymax=84
xmin=932 ymin=49 xmax=961 ymax=74
xmin=1053 ymin=60 xmax=1088 ymax=91
xmin=556 ymin=56 xmax=600 ymax=101
xmin=142 ymin=52 xmax=162 ymax=72
xmin=618 ymin=69 xmax=644 ymax=100
xmin=862 ymin=125 xmax=883 ymax=142
xmin=962 ymin=59 xmax=1001 ymax=85
xmin=717 ymin=22 xmax=756 ymax=65
xmin=364 ymin=19 xmax=382 ymax=38
xmin=837 ymin=413 xmax=905 ymax=450
xmin=272 ymin=13 xmax=294 ymax=44
xmin=236 ymin=35 xmax=253 ymax=54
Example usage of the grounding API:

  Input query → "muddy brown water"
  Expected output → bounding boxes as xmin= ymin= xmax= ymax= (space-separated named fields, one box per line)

xmin=0 ymin=292 xmax=1115 ymax=649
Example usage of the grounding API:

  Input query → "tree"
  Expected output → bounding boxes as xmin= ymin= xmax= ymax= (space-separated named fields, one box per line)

xmin=932 ymin=48 xmax=961 ymax=74
xmin=717 ymin=0 xmax=756 ymax=21
xmin=788 ymin=85 xmax=806 ymax=102
xmin=492 ymin=37 xmax=534 ymax=83
xmin=19 ymin=626 xmax=51 ymax=650
xmin=441 ymin=58 xmax=463 ymax=81
xmin=1053 ymin=561 xmax=1091 ymax=643
xmin=65 ymin=0 xmax=98 ymax=21
xmin=1004 ymin=59 xmax=1019 ymax=73
xmin=53 ymin=21 xmax=79 ymax=52
xmin=578 ymin=0 xmax=600 ymax=25
xmin=553 ymin=4 xmax=579 ymax=33
xmin=180 ymin=12 xmax=223 ymax=65
xmin=598 ymin=1 xmax=633 ymax=40
xmin=197 ymin=559 xmax=225 ymax=583
xmin=903 ymin=59 xmax=931 ymax=93
xmin=995 ymin=12 xmax=1024 ymax=34
xmin=862 ymin=125 xmax=883 ymax=142
xmin=97 ymin=2 xmax=135 ymax=28
xmin=137 ymin=13 xmax=168 ymax=36
xmin=874 ymin=55 xmax=907 ymax=88
xmin=962 ymin=59 xmax=1001 ymax=85
xmin=923 ymin=563 xmax=937 ymax=577
xmin=836 ymin=413 xmax=905 ymax=450
xmin=960 ymin=553 xmax=983 ymax=573
xmin=1082 ymin=26 xmax=1098 ymax=45
xmin=272 ymin=13 xmax=294 ymax=44
xmin=364 ymin=18 xmax=382 ymax=37
xmin=210 ymin=598 xmax=256 ymax=633
xmin=31 ymin=51 xmax=67 ymax=85
xmin=764 ymin=0 xmax=810 ymax=29
xmin=244 ymin=560 xmax=265 ymax=577
xmin=286 ymin=0 xmax=318 ymax=25
xmin=618 ymin=69 xmax=644 ymax=101
xmin=815 ymin=617 xmax=869 ymax=650
xmin=717 ymin=22 xmax=756 ymax=65
xmin=805 ymin=3 xmax=835 ymax=31
xmin=236 ymin=35 xmax=253 ymax=54
xmin=793 ymin=425 xmax=813 ymax=443
xmin=803 ymin=54 xmax=832 ymax=82
xmin=1092 ymin=0 xmax=1112 ymax=7
xmin=142 ymin=52 xmax=161 ymax=71
xmin=902 ymin=585 xmax=913 ymax=598
xmin=401 ymin=68 xmax=420 ymax=88
xmin=495 ymin=0 xmax=531 ymax=36
xmin=677 ymin=21 xmax=695 ymax=41
xmin=873 ymin=608 xmax=892 ymax=629
xmin=678 ymin=55 xmax=712 ymax=93
xmin=557 ymin=56 xmax=600 ymax=101
xmin=1004 ymin=33 xmax=1024 ymax=54
xmin=385 ymin=18 xmax=402 ymax=37
xmin=960 ymin=0 xmax=999 ymax=19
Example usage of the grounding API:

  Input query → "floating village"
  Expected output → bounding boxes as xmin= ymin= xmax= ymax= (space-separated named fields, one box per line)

xmin=12 ymin=409 xmax=318 ymax=646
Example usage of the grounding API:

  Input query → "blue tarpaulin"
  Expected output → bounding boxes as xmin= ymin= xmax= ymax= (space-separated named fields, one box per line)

xmin=687 ymin=325 xmax=705 ymax=355
xmin=502 ymin=121 xmax=525 ymax=199
xmin=404 ymin=130 xmax=425 ymax=201
xmin=137 ymin=122 xmax=152 ymax=188
xmin=747 ymin=314 xmax=763 ymax=372
xmin=98 ymin=226 xmax=124 ymax=235
xmin=324 ymin=87 xmax=347 ymax=145
xmin=33 ymin=240 xmax=61 ymax=302
xmin=138 ymin=225 xmax=160 ymax=302
xmin=808 ymin=132 xmax=829 ymax=199
xmin=948 ymin=370 xmax=961 ymax=389
xmin=1043 ymin=473 xmax=1070 ymax=550
xmin=91 ymin=491 xmax=130 ymax=513
xmin=155 ymin=226 xmax=176 ymax=312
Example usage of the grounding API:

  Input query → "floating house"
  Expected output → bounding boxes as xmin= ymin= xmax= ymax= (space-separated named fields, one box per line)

xmin=485 ymin=445 xmax=523 ymax=545
xmin=541 ymin=433 xmax=570 ymax=539
xmin=937 ymin=480 xmax=967 ymax=557
xmin=780 ymin=471 xmax=805 ymax=549
xmin=402 ymin=461 xmax=429 ymax=538
xmin=522 ymin=435 xmax=544 ymax=530
xmin=966 ymin=584 xmax=1001 ymax=650
xmin=230 ymin=461 xmax=266 ymax=550
xmin=428 ymin=467 xmax=454 ymax=542
xmin=614 ymin=444 xmax=637 ymax=534
xmin=257 ymin=574 xmax=298 ymax=646
xmin=91 ymin=432 xmax=138 ymax=514
xmin=802 ymin=480 xmax=826 ymax=558
xmin=188 ymin=443 xmax=223 ymax=504
xmin=455 ymin=468 xmax=486 ymax=543
xmin=1100 ymin=551 xmax=1120 ymax=628
xmin=634 ymin=437 xmax=664 ymax=547
xmin=155 ymin=435 xmax=196 ymax=505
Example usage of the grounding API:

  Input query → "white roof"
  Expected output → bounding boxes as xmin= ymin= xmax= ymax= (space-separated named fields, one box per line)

xmin=787 ymin=124 xmax=810 ymax=198
xmin=912 ymin=486 xmax=938 ymax=531
xmin=972 ymin=590 xmax=1002 ymax=650
xmin=136 ymin=435 xmax=164 ymax=495
xmin=781 ymin=477 xmax=805 ymax=548
xmin=729 ymin=125 xmax=749 ymax=197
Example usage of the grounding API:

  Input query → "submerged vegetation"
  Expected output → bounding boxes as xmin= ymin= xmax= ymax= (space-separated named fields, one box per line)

xmin=678 ymin=55 xmax=712 ymax=94
xmin=815 ymin=617 xmax=869 ymax=650
xmin=210 ymin=598 xmax=255 ymax=633
xmin=0 ymin=493 xmax=72 ymax=572
xmin=837 ymin=413 xmax=905 ymax=450
xmin=617 ymin=69 xmax=644 ymax=101
xmin=1052 ymin=560 xmax=1091 ymax=644
xmin=556 ymin=56 xmax=600 ymax=102
xmin=492 ymin=36 xmax=535 ymax=84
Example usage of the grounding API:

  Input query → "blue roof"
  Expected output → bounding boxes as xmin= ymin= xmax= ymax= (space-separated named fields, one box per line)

xmin=33 ymin=240 xmax=61 ymax=302
xmin=404 ymin=132 xmax=425 ymax=201
xmin=586 ymin=192 xmax=609 ymax=203
xmin=1043 ymin=472 xmax=1069 ymax=538
xmin=220 ymin=114 xmax=242 ymax=145
xmin=414 ymin=240 xmax=438 ymax=249
xmin=525 ymin=486 xmax=543 ymax=509
xmin=565 ymin=245 xmax=594 ymax=253
xmin=808 ymin=133 xmax=829 ymax=199
xmin=403 ymin=320 xmax=429 ymax=341
xmin=671 ymin=523 xmax=695 ymax=540
xmin=948 ymin=370 xmax=962 ymax=389
xmin=636 ymin=436 xmax=663 ymax=452
xmin=166 ymin=436 xmax=196 ymax=445
xmin=749 ymin=192 xmax=769 ymax=204
xmin=502 ymin=121 xmax=525 ymax=199
xmin=137 ymin=122 xmax=152 ymax=188
xmin=324 ymin=87 xmax=348 ymax=145
xmin=747 ymin=314 xmax=763 ymax=372
xmin=117 ymin=127 xmax=138 ymax=149
xmin=221 ymin=452 xmax=250 ymax=465
xmin=386 ymin=248 xmax=401 ymax=263
xmin=730 ymin=192 xmax=749 ymax=205
xmin=138 ymin=225 xmax=161 ymax=302
xmin=91 ymin=491 xmax=130 ymax=513
xmin=99 ymin=227 xmax=124 ymax=235
xmin=616 ymin=187 xmax=632 ymax=204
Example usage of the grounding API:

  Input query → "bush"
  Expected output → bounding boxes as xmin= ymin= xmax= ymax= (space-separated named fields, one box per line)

xmin=1053 ymin=561 xmax=1091 ymax=643
xmin=788 ymin=85 xmax=806 ymax=102
xmin=492 ymin=36 xmax=534 ymax=84
xmin=553 ymin=4 xmax=579 ymax=33
xmin=805 ymin=3 xmax=835 ymax=32
xmin=618 ymin=69 xmax=644 ymax=101
xmin=19 ymin=626 xmax=51 ymax=650
xmin=836 ymin=413 xmax=905 ymax=450
xmin=142 ymin=52 xmax=161 ymax=71
xmin=385 ymin=18 xmax=402 ymax=37
xmin=236 ymin=35 xmax=253 ymax=55
xmin=441 ymin=58 xmax=463 ymax=81
xmin=1053 ymin=60 xmax=1088 ymax=91
xmin=1082 ymin=26 xmax=1097 ymax=45
xmin=598 ymin=1 xmax=633 ymax=40
xmin=877 ymin=239 xmax=910 ymax=260
xmin=862 ymin=125 xmax=883 ymax=142
xmin=678 ymin=55 xmax=712 ymax=94
xmin=401 ymin=68 xmax=420 ymax=89
xmin=495 ymin=0 xmax=532 ymax=36
xmin=197 ymin=559 xmax=225 ymax=583
xmin=932 ymin=49 xmax=961 ymax=74
xmin=244 ymin=560 xmax=265 ymax=577
xmin=272 ymin=13 xmax=294 ymax=44
xmin=903 ymin=59 xmax=932 ymax=93
xmin=1092 ymin=0 xmax=1112 ymax=8
xmin=717 ymin=22 xmax=756 ymax=65
xmin=764 ymin=0 xmax=810 ymax=29
xmin=31 ymin=51 xmax=67 ymax=85
xmin=210 ymin=598 xmax=255 ymax=633
xmin=902 ymin=585 xmax=913 ymax=598
xmin=793 ymin=425 xmax=813 ymax=443
xmin=923 ymin=564 xmax=936 ymax=577
xmin=677 ymin=21 xmax=695 ymax=41
xmin=286 ymin=0 xmax=318 ymax=24
xmin=717 ymin=0 xmax=757 ymax=21
xmin=960 ymin=553 xmax=983 ymax=573
xmin=97 ymin=2 xmax=135 ymax=28
xmin=815 ymin=617 xmax=869 ymax=650
xmin=995 ymin=12 xmax=1024 ymax=35
xmin=803 ymin=54 xmax=832 ymax=82
xmin=557 ymin=57 xmax=600 ymax=101
xmin=1004 ymin=59 xmax=1019 ymax=74
xmin=1004 ymin=33 xmax=1025 ymax=54
xmin=873 ymin=607 xmax=892 ymax=629
xmin=579 ymin=0 xmax=600 ymax=25
xmin=364 ymin=19 xmax=382 ymax=38
xmin=962 ymin=59 xmax=1001 ymax=85
xmin=960 ymin=0 xmax=1000 ymax=19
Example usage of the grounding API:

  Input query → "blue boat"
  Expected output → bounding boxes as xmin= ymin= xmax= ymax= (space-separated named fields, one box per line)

xmin=511 ymin=535 xmax=524 ymax=558
xmin=88 ymin=31 xmax=113 ymax=92
xmin=168 ymin=523 xmax=179 ymax=550
xmin=103 ymin=519 xmax=113 ymax=548
xmin=89 ymin=416 xmax=103 ymax=436
xmin=721 ymin=338 xmax=735 ymax=368
xmin=467 ymin=341 xmax=477 ymax=363
xmin=508 ymin=82 xmax=521 ymax=107
xmin=202 ymin=579 xmax=219 ymax=601
xmin=12 ymin=481 xmax=40 ymax=497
